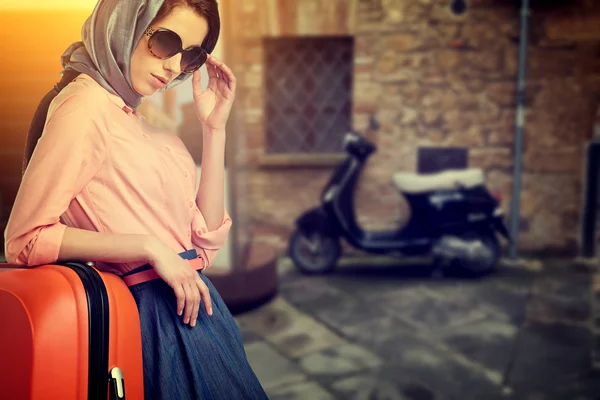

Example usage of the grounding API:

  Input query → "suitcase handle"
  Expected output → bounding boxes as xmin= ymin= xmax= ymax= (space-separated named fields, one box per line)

xmin=109 ymin=367 xmax=126 ymax=400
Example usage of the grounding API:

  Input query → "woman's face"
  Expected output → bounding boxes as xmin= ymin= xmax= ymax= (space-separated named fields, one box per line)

xmin=130 ymin=6 xmax=209 ymax=96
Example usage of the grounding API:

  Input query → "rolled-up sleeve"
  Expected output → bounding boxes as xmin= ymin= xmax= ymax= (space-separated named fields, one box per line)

xmin=4 ymin=89 xmax=110 ymax=266
xmin=191 ymin=206 xmax=232 ymax=269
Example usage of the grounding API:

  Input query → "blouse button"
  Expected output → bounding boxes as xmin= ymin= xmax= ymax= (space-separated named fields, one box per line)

xmin=142 ymin=133 xmax=148 ymax=139
xmin=165 ymin=146 xmax=172 ymax=152
xmin=187 ymin=230 xmax=191 ymax=238
xmin=189 ymin=201 xmax=194 ymax=208
xmin=184 ymin=171 xmax=189 ymax=178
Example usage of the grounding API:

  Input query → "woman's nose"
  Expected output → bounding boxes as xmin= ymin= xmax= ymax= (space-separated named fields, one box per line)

xmin=164 ymin=52 xmax=182 ymax=75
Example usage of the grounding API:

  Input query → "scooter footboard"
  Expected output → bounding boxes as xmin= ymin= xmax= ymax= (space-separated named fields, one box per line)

xmin=492 ymin=217 xmax=510 ymax=240
xmin=488 ymin=207 xmax=511 ymax=241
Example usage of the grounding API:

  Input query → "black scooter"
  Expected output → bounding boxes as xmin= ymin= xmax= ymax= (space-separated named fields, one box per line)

xmin=288 ymin=131 xmax=510 ymax=275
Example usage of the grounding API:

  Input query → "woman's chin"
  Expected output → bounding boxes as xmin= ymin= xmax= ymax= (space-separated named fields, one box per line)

xmin=132 ymin=83 xmax=156 ymax=97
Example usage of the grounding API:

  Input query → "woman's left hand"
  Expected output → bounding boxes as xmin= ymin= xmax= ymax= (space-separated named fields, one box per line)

xmin=192 ymin=54 xmax=237 ymax=133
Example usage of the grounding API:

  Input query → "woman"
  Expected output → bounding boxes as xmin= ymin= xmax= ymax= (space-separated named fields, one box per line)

xmin=4 ymin=0 xmax=268 ymax=399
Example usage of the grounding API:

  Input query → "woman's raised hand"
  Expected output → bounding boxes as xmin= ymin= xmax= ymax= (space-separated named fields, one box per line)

xmin=192 ymin=54 xmax=237 ymax=133
xmin=146 ymin=237 xmax=212 ymax=327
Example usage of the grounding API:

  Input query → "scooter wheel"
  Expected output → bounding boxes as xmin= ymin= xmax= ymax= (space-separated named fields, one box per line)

xmin=288 ymin=230 xmax=341 ymax=275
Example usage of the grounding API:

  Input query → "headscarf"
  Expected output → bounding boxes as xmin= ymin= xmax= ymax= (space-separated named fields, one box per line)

xmin=60 ymin=0 xmax=192 ymax=111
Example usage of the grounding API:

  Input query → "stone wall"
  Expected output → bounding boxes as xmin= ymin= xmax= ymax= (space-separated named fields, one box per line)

xmin=224 ymin=0 xmax=600 ymax=256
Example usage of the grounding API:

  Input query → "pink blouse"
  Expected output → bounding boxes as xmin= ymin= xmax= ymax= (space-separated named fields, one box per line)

xmin=4 ymin=73 xmax=231 ymax=279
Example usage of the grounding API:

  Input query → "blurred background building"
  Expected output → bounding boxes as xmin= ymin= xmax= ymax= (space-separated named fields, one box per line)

xmin=223 ymin=0 xmax=600 ymax=258
xmin=2 ymin=0 xmax=600 ymax=262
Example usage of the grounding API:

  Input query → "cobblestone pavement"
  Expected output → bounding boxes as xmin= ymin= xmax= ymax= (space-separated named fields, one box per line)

xmin=235 ymin=257 xmax=600 ymax=400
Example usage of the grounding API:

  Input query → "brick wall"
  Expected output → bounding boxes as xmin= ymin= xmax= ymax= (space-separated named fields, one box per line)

xmin=225 ymin=0 xmax=600 ymax=256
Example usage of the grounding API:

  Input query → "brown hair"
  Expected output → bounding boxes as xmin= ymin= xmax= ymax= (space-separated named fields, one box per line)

xmin=153 ymin=0 xmax=220 ymax=53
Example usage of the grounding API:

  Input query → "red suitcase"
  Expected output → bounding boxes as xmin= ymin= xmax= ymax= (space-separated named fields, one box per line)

xmin=0 ymin=261 xmax=144 ymax=400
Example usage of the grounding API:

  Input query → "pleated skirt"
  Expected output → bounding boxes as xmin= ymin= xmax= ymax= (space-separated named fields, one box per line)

xmin=128 ymin=267 xmax=269 ymax=400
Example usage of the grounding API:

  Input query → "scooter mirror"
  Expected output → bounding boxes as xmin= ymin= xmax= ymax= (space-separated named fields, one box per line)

xmin=344 ymin=131 xmax=361 ymax=148
xmin=343 ymin=131 xmax=377 ymax=158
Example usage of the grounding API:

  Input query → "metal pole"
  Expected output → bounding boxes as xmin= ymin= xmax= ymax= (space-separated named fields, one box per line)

xmin=509 ymin=0 xmax=531 ymax=258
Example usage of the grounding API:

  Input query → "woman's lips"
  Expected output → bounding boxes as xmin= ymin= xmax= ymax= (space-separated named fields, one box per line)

xmin=151 ymin=74 xmax=167 ymax=89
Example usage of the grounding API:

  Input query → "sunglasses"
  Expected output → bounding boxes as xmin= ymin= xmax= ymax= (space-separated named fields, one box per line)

xmin=145 ymin=27 xmax=208 ymax=73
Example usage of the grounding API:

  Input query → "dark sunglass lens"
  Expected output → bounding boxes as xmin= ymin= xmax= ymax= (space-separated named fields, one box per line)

xmin=181 ymin=48 xmax=208 ymax=72
xmin=150 ymin=30 xmax=181 ymax=58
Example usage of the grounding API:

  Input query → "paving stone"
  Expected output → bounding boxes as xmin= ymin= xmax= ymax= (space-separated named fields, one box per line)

xmin=593 ymin=276 xmax=600 ymax=370
xmin=235 ymin=296 xmax=294 ymax=336
xmin=335 ymin=360 xmax=503 ymax=400
xmin=306 ymin=292 xmax=419 ymax=347
xmin=244 ymin=341 xmax=307 ymax=391
xmin=299 ymin=343 xmax=383 ymax=376
xmin=506 ymin=321 xmax=593 ymax=391
xmin=485 ymin=266 xmax=536 ymax=295
xmin=281 ymin=277 xmax=348 ymax=306
xmin=419 ymin=280 xmax=522 ymax=324
xmin=359 ymin=282 xmax=433 ymax=305
xmin=594 ymin=333 xmax=600 ymax=369
xmin=278 ymin=266 xmax=331 ymax=287
xmin=528 ymin=270 xmax=591 ymax=325
xmin=236 ymin=296 xmax=346 ymax=358
xmin=439 ymin=318 xmax=518 ymax=373
xmin=593 ymin=274 xmax=600 ymax=331
xmin=532 ymin=271 xmax=590 ymax=300
xmin=330 ymin=312 xmax=419 ymax=349
xmin=526 ymin=293 xmax=590 ymax=326
xmin=420 ymin=272 xmax=531 ymax=319
xmin=330 ymin=374 xmax=412 ymax=400
xmin=507 ymin=375 xmax=600 ymax=400
xmin=593 ymin=274 xmax=600 ymax=293
xmin=238 ymin=327 xmax=263 ymax=345
xmin=500 ymin=258 xmax=544 ymax=273
xmin=324 ymin=263 xmax=437 ymax=300
xmin=267 ymin=380 xmax=336 ymax=400
xmin=330 ymin=367 xmax=463 ymax=400
xmin=367 ymin=286 xmax=497 ymax=334
xmin=472 ymin=281 xmax=530 ymax=324
xmin=366 ymin=331 xmax=505 ymax=399
xmin=277 ymin=257 xmax=296 ymax=276
xmin=542 ymin=259 xmax=590 ymax=275
xmin=272 ymin=259 xmax=599 ymax=400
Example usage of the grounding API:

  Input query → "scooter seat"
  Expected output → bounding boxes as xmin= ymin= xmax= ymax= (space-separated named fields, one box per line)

xmin=392 ymin=168 xmax=485 ymax=194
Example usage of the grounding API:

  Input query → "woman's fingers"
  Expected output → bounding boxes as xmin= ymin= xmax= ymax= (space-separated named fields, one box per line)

xmin=189 ymin=283 xmax=200 ymax=327
xmin=207 ymin=55 xmax=237 ymax=93
xmin=197 ymin=276 xmax=213 ymax=316
xmin=208 ymin=59 xmax=219 ymax=76
xmin=182 ymin=281 xmax=196 ymax=325
xmin=217 ymin=67 xmax=232 ymax=91
xmin=206 ymin=61 xmax=219 ymax=91
xmin=173 ymin=284 xmax=186 ymax=316
xmin=219 ymin=65 xmax=236 ymax=92
xmin=192 ymin=69 xmax=202 ymax=91
xmin=168 ymin=264 xmax=211 ymax=325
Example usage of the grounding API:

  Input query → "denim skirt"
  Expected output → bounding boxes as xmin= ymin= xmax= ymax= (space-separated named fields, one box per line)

xmin=127 ymin=250 xmax=269 ymax=400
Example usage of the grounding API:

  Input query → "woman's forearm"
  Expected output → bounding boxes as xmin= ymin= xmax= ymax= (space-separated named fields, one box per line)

xmin=58 ymin=226 xmax=156 ymax=265
xmin=196 ymin=128 xmax=226 ymax=231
